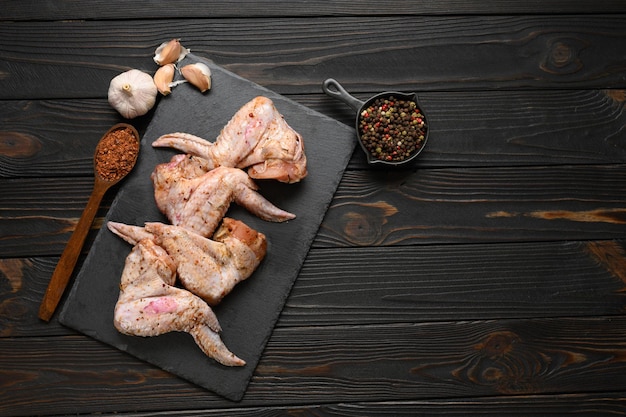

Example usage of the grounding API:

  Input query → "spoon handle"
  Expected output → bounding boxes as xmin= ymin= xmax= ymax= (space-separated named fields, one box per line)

xmin=39 ymin=180 xmax=109 ymax=321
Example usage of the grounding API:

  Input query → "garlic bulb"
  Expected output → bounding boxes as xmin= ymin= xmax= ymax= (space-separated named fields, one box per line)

xmin=153 ymin=39 xmax=190 ymax=66
xmin=108 ymin=69 xmax=158 ymax=119
xmin=181 ymin=63 xmax=212 ymax=92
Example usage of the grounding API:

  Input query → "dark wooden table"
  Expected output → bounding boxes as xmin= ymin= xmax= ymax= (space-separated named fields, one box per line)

xmin=2 ymin=1 xmax=626 ymax=415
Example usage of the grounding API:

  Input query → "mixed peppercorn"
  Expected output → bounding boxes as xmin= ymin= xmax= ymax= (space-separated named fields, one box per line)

xmin=358 ymin=96 xmax=427 ymax=163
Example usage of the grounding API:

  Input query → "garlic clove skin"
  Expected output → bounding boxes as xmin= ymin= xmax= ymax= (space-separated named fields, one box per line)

xmin=153 ymin=39 xmax=190 ymax=66
xmin=108 ymin=69 xmax=158 ymax=119
xmin=154 ymin=63 xmax=176 ymax=96
xmin=181 ymin=63 xmax=212 ymax=92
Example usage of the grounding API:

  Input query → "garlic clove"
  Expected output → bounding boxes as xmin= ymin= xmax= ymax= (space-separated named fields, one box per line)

xmin=154 ymin=63 xmax=176 ymax=96
xmin=153 ymin=38 xmax=190 ymax=66
xmin=181 ymin=63 xmax=212 ymax=92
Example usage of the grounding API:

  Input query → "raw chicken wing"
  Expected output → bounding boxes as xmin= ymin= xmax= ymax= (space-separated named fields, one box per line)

xmin=151 ymin=155 xmax=295 ymax=237
xmin=153 ymin=96 xmax=307 ymax=183
xmin=113 ymin=237 xmax=245 ymax=366
xmin=108 ymin=218 xmax=267 ymax=305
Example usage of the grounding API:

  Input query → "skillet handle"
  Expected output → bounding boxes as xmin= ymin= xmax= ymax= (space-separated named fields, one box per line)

xmin=322 ymin=79 xmax=364 ymax=113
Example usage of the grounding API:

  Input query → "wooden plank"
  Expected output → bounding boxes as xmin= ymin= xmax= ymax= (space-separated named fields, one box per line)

xmin=0 ymin=178 xmax=117 ymax=257
xmin=0 ymin=257 xmax=68 ymax=338
xmin=4 ymin=0 xmax=626 ymax=21
xmin=252 ymin=317 xmax=626 ymax=401
xmin=315 ymin=165 xmax=626 ymax=247
xmin=1 ymin=15 xmax=626 ymax=99
xmin=0 ymin=335 xmax=213 ymax=416
xmin=281 ymin=240 xmax=626 ymax=326
xmin=3 ymin=163 xmax=626 ymax=257
xmin=80 ymin=392 xmax=626 ymax=416
xmin=0 ymin=99 xmax=151 ymax=178
xmin=2 ymin=89 xmax=625 ymax=180
xmin=325 ymin=88 xmax=626 ymax=169
xmin=2 ymin=316 xmax=626 ymax=414
xmin=3 ymin=240 xmax=625 ymax=336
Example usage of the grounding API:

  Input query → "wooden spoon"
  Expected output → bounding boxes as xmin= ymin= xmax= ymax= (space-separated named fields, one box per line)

xmin=38 ymin=123 xmax=140 ymax=322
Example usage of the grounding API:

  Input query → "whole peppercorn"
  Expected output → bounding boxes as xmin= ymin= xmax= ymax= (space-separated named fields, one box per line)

xmin=358 ymin=96 xmax=427 ymax=163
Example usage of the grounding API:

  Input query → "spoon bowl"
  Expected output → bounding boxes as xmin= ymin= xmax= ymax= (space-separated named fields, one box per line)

xmin=39 ymin=123 xmax=140 ymax=321
xmin=93 ymin=123 xmax=141 ymax=184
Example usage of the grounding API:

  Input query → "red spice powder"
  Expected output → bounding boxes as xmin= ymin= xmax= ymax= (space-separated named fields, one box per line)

xmin=95 ymin=127 xmax=139 ymax=182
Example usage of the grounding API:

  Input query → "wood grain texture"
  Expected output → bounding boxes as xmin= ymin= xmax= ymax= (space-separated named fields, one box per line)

xmin=1 ymin=15 xmax=626 ymax=99
xmin=0 ymin=178 xmax=116 ymax=257
xmin=4 ymin=240 xmax=625 ymax=337
xmin=4 ymin=1 xmax=626 ymax=21
xmin=0 ymin=99 xmax=150 ymax=178
xmin=253 ymin=317 xmax=626 ymax=401
xmin=0 ymin=258 xmax=67 ymax=338
xmin=2 ymin=317 xmax=626 ymax=415
xmin=90 ymin=393 xmax=626 ymax=417
xmin=3 ymin=164 xmax=626 ymax=257
xmin=2 ymin=2 xmax=626 ymax=415
xmin=281 ymin=240 xmax=626 ymax=326
xmin=315 ymin=165 xmax=626 ymax=247
xmin=2 ymin=89 xmax=625 ymax=178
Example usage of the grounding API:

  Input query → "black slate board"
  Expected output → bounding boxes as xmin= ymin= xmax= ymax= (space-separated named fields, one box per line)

xmin=58 ymin=54 xmax=355 ymax=401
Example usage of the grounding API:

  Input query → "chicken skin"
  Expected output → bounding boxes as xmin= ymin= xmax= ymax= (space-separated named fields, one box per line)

xmin=153 ymin=96 xmax=307 ymax=183
xmin=108 ymin=218 xmax=267 ymax=306
xmin=113 ymin=237 xmax=245 ymax=366
xmin=151 ymin=155 xmax=295 ymax=237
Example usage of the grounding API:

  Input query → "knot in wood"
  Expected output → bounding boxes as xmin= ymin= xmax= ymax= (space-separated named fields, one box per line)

xmin=343 ymin=211 xmax=380 ymax=245
xmin=551 ymin=42 xmax=573 ymax=67
xmin=476 ymin=331 xmax=519 ymax=358
xmin=467 ymin=331 xmax=544 ymax=394
xmin=0 ymin=131 xmax=42 ymax=158
xmin=605 ymin=89 xmax=626 ymax=103
xmin=541 ymin=38 xmax=587 ymax=75
xmin=340 ymin=202 xmax=397 ymax=245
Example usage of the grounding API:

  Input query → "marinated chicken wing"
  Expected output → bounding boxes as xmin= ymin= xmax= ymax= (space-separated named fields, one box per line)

xmin=151 ymin=155 xmax=295 ymax=237
xmin=113 ymin=237 xmax=245 ymax=366
xmin=108 ymin=218 xmax=267 ymax=305
xmin=153 ymin=96 xmax=307 ymax=183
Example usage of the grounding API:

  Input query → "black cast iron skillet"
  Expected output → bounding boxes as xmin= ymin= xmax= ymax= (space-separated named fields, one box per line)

xmin=322 ymin=78 xmax=429 ymax=167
